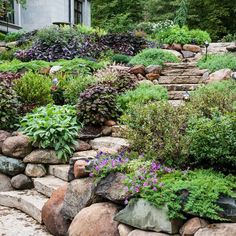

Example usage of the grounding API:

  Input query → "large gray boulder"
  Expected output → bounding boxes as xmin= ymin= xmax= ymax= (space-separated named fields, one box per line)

xmin=2 ymin=135 xmax=32 ymax=159
xmin=0 ymin=173 xmax=13 ymax=191
xmin=114 ymin=199 xmax=183 ymax=234
xmin=61 ymin=178 xmax=101 ymax=220
xmin=0 ymin=155 xmax=25 ymax=176
xmin=23 ymin=149 xmax=63 ymax=164
xmin=96 ymin=172 xmax=130 ymax=204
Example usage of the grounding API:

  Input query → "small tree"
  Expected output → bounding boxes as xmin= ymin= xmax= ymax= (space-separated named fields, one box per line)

xmin=174 ymin=0 xmax=188 ymax=27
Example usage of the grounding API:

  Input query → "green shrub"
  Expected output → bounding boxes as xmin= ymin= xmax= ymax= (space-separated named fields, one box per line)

xmin=197 ymin=53 xmax=236 ymax=72
xmin=117 ymin=83 xmax=168 ymax=112
xmin=188 ymin=80 xmax=236 ymax=118
xmin=221 ymin=33 xmax=236 ymax=42
xmin=4 ymin=31 xmax=25 ymax=42
xmin=112 ymin=54 xmax=132 ymax=64
xmin=0 ymin=81 xmax=21 ymax=130
xmin=77 ymin=85 xmax=120 ymax=125
xmin=121 ymin=101 xmax=190 ymax=166
xmin=19 ymin=105 xmax=81 ymax=161
xmin=0 ymin=32 xmax=5 ymax=41
xmin=182 ymin=112 xmax=236 ymax=173
xmin=129 ymin=48 xmax=179 ymax=67
xmin=14 ymin=72 xmax=53 ymax=106
xmin=156 ymin=25 xmax=211 ymax=45
xmin=0 ymin=48 xmax=18 ymax=61
xmin=63 ymin=75 xmax=96 ymax=104
xmin=140 ymin=169 xmax=236 ymax=220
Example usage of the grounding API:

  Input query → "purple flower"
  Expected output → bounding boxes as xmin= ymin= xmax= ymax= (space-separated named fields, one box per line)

xmin=143 ymin=182 xmax=148 ymax=187
xmin=124 ymin=186 xmax=129 ymax=192
xmin=152 ymin=187 xmax=157 ymax=191
xmin=124 ymin=199 xmax=129 ymax=205
xmin=135 ymin=187 xmax=140 ymax=193
xmin=95 ymin=166 xmax=100 ymax=171
xmin=159 ymin=182 xmax=164 ymax=187
xmin=164 ymin=167 xmax=172 ymax=173
xmin=153 ymin=178 xmax=158 ymax=184
xmin=89 ymin=173 xmax=94 ymax=177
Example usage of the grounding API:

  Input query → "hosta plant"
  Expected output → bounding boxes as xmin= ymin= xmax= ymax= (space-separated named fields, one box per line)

xmin=77 ymin=85 xmax=120 ymax=125
xmin=19 ymin=105 xmax=82 ymax=161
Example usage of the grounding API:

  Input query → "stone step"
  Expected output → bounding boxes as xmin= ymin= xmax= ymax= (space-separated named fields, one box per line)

xmin=168 ymin=91 xmax=190 ymax=100
xmin=0 ymin=189 xmax=48 ymax=224
xmin=48 ymin=165 xmax=70 ymax=181
xmin=159 ymin=75 xmax=203 ymax=84
xmin=161 ymin=68 xmax=207 ymax=76
xmin=164 ymin=62 xmax=197 ymax=69
xmin=162 ymin=84 xmax=200 ymax=91
xmin=33 ymin=175 xmax=67 ymax=198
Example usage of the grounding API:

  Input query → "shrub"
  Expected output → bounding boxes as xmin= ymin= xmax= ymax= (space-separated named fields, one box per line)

xmin=220 ymin=33 xmax=236 ymax=42
xmin=94 ymin=66 xmax=119 ymax=83
xmin=112 ymin=54 xmax=132 ymax=64
xmin=0 ymin=72 xmax=22 ymax=86
xmin=187 ymin=80 xmax=236 ymax=118
xmin=138 ymin=169 xmax=236 ymax=220
xmin=129 ymin=48 xmax=179 ymax=67
xmin=14 ymin=72 xmax=53 ymax=106
xmin=0 ymin=32 xmax=5 ymax=41
xmin=182 ymin=112 xmax=236 ymax=173
xmin=0 ymin=48 xmax=18 ymax=60
xmin=121 ymin=101 xmax=190 ymax=167
xmin=77 ymin=85 xmax=120 ymax=125
xmin=117 ymin=83 xmax=168 ymax=112
xmin=156 ymin=25 xmax=211 ymax=45
xmin=19 ymin=105 xmax=81 ymax=161
xmin=197 ymin=53 xmax=236 ymax=72
xmin=4 ymin=31 xmax=25 ymax=42
xmin=0 ymin=81 xmax=21 ymax=130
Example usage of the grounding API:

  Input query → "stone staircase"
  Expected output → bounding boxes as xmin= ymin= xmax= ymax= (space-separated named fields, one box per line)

xmin=0 ymin=165 xmax=69 ymax=226
xmin=159 ymin=62 xmax=207 ymax=105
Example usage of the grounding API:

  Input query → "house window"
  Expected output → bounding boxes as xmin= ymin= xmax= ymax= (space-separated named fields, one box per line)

xmin=0 ymin=1 xmax=15 ymax=24
xmin=74 ymin=0 xmax=82 ymax=24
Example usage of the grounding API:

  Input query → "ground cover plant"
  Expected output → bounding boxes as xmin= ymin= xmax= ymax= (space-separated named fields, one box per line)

xmin=19 ymin=105 xmax=81 ymax=161
xmin=197 ymin=53 xmax=236 ymax=72
xmin=129 ymin=48 xmax=179 ymax=67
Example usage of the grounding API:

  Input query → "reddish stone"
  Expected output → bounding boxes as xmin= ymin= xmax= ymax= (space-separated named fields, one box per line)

xmin=171 ymin=43 xmax=182 ymax=51
xmin=129 ymin=65 xmax=146 ymax=76
xmin=73 ymin=160 xmax=89 ymax=178
xmin=74 ymin=140 xmax=91 ymax=152
xmin=105 ymin=120 xmax=117 ymax=127
xmin=42 ymin=184 xmax=70 ymax=236
xmin=183 ymin=44 xmax=201 ymax=53
xmin=68 ymin=202 xmax=119 ymax=236
xmin=146 ymin=73 xmax=160 ymax=81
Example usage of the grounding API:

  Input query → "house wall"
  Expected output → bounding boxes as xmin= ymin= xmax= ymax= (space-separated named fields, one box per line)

xmin=14 ymin=0 xmax=91 ymax=32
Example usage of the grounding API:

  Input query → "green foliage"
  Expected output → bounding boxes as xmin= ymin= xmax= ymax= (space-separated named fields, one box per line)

xmin=121 ymin=101 xmax=190 ymax=166
xmin=188 ymin=80 xmax=236 ymax=118
xmin=0 ymin=81 xmax=21 ymax=130
xmin=117 ymin=83 xmax=168 ymax=112
xmin=220 ymin=33 xmax=236 ymax=42
xmin=77 ymin=85 xmax=120 ymax=125
xmin=0 ymin=32 xmax=5 ymax=41
xmin=130 ymin=48 xmax=179 ymax=67
xmin=197 ymin=53 xmax=236 ymax=72
xmin=4 ymin=31 xmax=25 ymax=42
xmin=0 ymin=48 xmax=18 ymax=61
xmin=174 ymin=0 xmax=188 ymax=27
xmin=76 ymin=24 xmax=107 ymax=36
xmin=156 ymin=25 xmax=211 ymax=45
xmin=182 ymin=112 xmax=236 ymax=172
xmin=14 ymin=72 xmax=53 ymax=106
xmin=19 ymin=105 xmax=81 ymax=161
xmin=112 ymin=54 xmax=132 ymax=64
xmin=141 ymin=169 xmax=236 ymax=220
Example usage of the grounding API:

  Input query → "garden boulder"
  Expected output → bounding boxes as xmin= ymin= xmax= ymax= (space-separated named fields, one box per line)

xmin=129 ymin=65 xmax=146 ymax=76
xmin=145 ymin=65 xmax=162 ymax=74
xmin=128 ymin=230 xmax=169 ymax=236
xmin=179 ymin=217 xmax=208 ymax=236
xmin=207 ymin=69 xmax=232 ymax=84
xmin=73 ymin=140 xmax=91 ymax=152
xmin=68 ymin=202 xmax=120 ymax=236
xmin=0 ymin=156 xmax=25 ymax=176
xmin=42 ymin=184 xmax=70 ymax=236
xmin=2 ymin=135 xmax=32 ymax=159
xmin=118 ymin=224 xmax=133 ymax=236
xmin=194 ymin=223 xmax=236 ymax=236
xmin=11 ymin=174 xmax=33 ymax=190
xmin=23 ymin=149 xmax=63 ymax=164
xmin=96 ymin=172 xmax=130 ymax=204
xmin=183 ymin=44 xmax=201 ymax=53
xmin=0 ymin=130 xmax=11 ymax=153
xmin=0 ymin=173 xmax=13 ymax=191
xmin=114 ymin=198 xmax=183 ymax=234
xmin=25 ymin=164 xmax=47 ymax=177
xmin=61 ymin=177 xmax=100 ymax=219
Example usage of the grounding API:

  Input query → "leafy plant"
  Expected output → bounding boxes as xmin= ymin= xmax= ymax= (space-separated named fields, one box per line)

xmin=220 ymin=33 xmax=236 ymax=42
xmin=174 ymin=0 xmax=188 ymax=27
xmin=189 ymin=29 xmax=211 ymax=45
xmin=4 ymin=31 xmax=25 ymax=42
xmin=14 ymin=71 xmax=53 ymax=106
xmin=130 ymin=48 xmax=179 ymax=67
xmin=0 ymin=81 xmax=21 ymax=130
xmin=182 ymin=112 xmax=236 ymax=173
xmin=112 ymin=54 xmax=132 ymax=64
xmin=117 ymin=83 xmax=168 ymax=112
xmin=197 ymin=53 xmax=236 ymax=72
xmin=187 ymin=80 xmax=236 ymax=118
xmin=19 ymin=105 xmax=81 ymax=161
xmin=121 ymin=101 xmax=190 ymax=167
xmin=139 ymin=169 xmax=236 ymax=220
xmin=0 ymin=72 xmax=22 ymax=86
xmin=77 ymin=85 xmax=120 ymax=125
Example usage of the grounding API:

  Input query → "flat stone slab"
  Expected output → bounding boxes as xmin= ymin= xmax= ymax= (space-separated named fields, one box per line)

xmin=48 ymin=165 xmax=70 ymax=181
xmin=0 ymin=190 xmax=48 ymax=224
xmin=0 ymin=206 xmax=51 ymax=236
xmin=159 ymin=75 xmax=203 ymax=84
xmin=33 ymin=175 xmax=67 ymax=198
